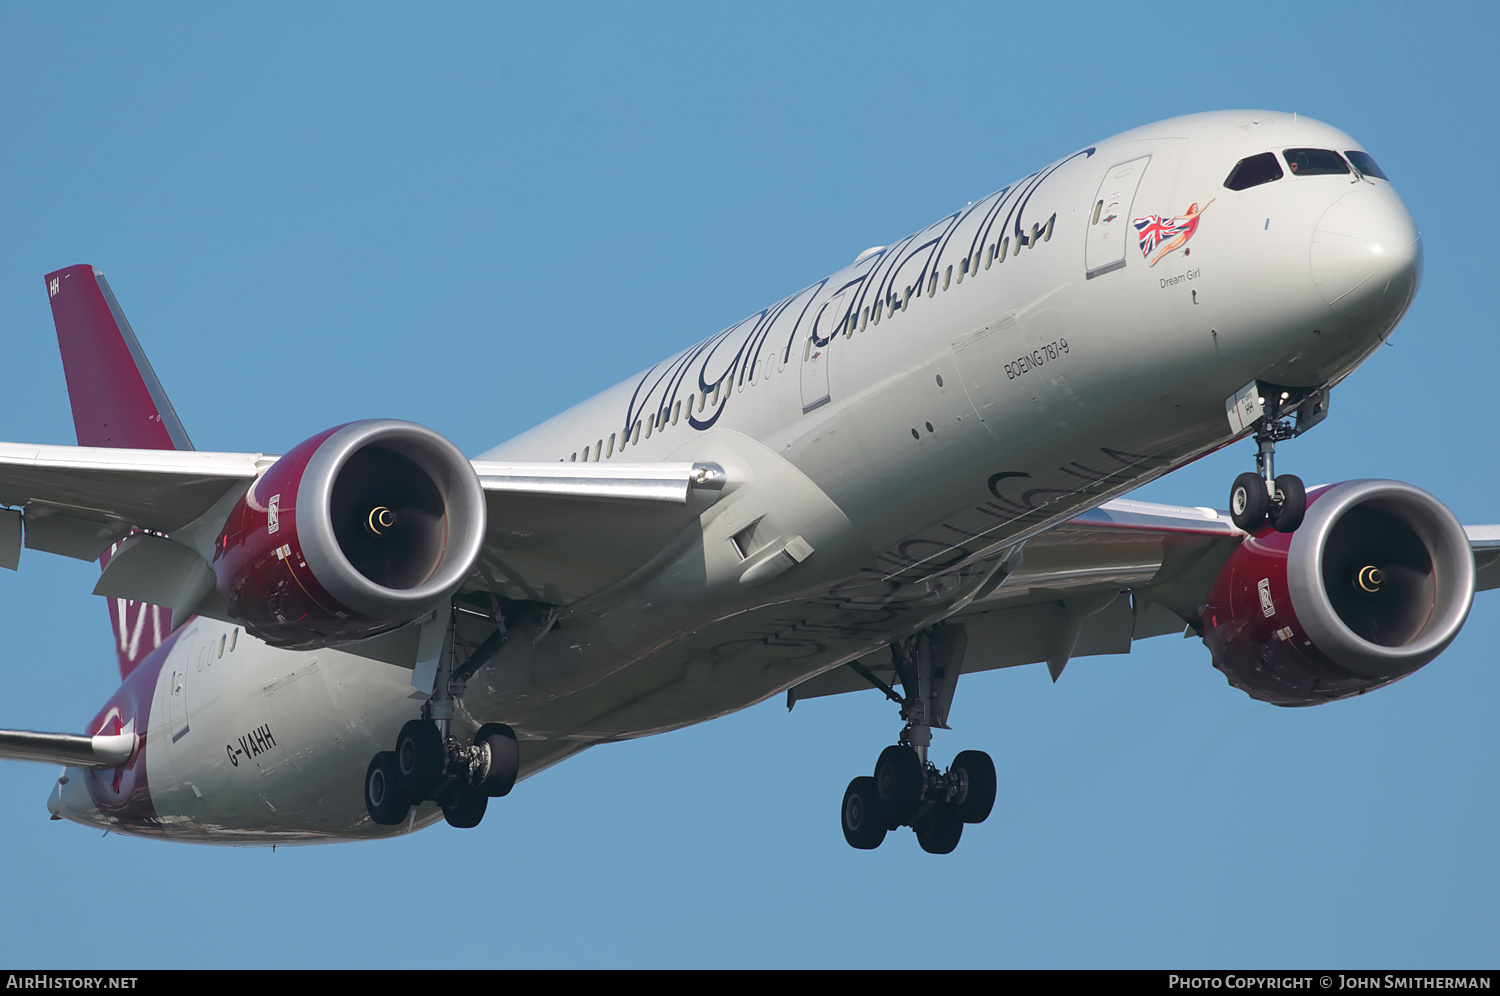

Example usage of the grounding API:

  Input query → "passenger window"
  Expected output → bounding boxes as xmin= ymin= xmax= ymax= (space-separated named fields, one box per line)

xmin=218 ymin=635 xmax=225 ymax=659
xmin=632 ymin=420 xmax=641 ymax=444
xmin=594 ymin=440 xmax=602 ymax=461
xmin=943 ymin=265 xmax=952 ymax=290
xmin=984 ymin=244 xmax=993 ymax=269
xmin=1283 ymin=148 xmax=1349 ymax=176
xmin=1092 ymin=200 xmax=1103 ymax=225
xmin=998 ymin=237 xmax=1009 ymax=261
xmin=1345 ymin=151 xmax=1389 ymax=181
xmin=673 ymin=400 xmax=681 ymax=424
xmin=570 ymin=453 xmax=577 ymax=462
xmin=230 ymin=628 xmax=238 ymax=652
xmin=607 ymin=433 xmax=615 ymax=458
xmin=860 ymin=306 xmax=869 ymax=330
xmin=1224 ymin=152 xmax=1283 ymax=190
xmin=928 ymin=272 xmax=938 ymax=297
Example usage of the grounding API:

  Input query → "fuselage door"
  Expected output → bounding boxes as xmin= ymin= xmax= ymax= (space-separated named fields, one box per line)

xmin=168 ymin=660 xmax=190 ymax=742
xmin=801 ymin=289 xmax=843 ymax=413
xmin=1085 ymin=155 xmax=1151 ymax=279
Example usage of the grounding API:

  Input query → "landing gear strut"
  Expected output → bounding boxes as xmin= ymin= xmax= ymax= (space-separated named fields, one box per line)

xmin=363 ymin=597 xmax=523 ymax=829
xmin=839 ymin=626 xmax=995 ymax=854
xmin=1227 ymin=383 xmax=1328 ymax=534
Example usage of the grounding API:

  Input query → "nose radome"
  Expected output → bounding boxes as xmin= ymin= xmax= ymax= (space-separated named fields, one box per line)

xmin=1310 ymin=186 xmax=1422 ymax=325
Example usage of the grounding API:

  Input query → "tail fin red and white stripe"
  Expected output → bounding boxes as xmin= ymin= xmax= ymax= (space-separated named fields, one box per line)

xmin=44 ymin=265 xmax=194 ymax=678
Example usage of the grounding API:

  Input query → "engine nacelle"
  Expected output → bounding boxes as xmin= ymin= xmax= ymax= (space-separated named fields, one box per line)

xmin=212 ymin=419 xmax=486 ymax=649
xmin=1203 ymin=479 xmax=1474 ymax=706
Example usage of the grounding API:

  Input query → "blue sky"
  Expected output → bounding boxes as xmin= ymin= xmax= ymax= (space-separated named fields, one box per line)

xmin=0 ymin=2 xmax=1496 ymax=969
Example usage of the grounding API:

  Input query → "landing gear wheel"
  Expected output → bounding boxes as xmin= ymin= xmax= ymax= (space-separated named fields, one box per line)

xmin=841 ymin=776 xmax=887 ymax=850
xmin=440 ymin=785 xmax=488 ymax=829
xmin=395 ymin=719 xmax=444 ymax=801
xmin=1230 ymin=472 xmax=1269 ymax=532
xmin=950 ymin=750 xmax=996 ymax=824
xmin=474 ymin=723 xmax=519 ymax=798
xmin=874 ymin=744 xmax=923 ymax=828
xmin=1269 ymin=474 xmax=1306 ymax=533
xmin=914 ymin=804 xmax=964 ymax=854
xmin=364 ymin=751 xmax=410 ymax=826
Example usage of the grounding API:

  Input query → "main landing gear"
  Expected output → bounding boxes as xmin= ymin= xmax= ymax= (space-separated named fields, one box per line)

xmin=364 ymin=598 xmax=522 ymax=830
xmin=364 ymin=718 xmax=519 ymax=830
xmin=840 ymin=626 xmax=995 ymax=854
xmin=1227 ymin=384 xmax=1329 ymax=534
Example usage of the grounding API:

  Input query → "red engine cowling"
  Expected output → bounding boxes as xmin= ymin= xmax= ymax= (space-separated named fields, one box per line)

xmin=212 ymin=419 xmax=487 ymax=649
xmin=1203 ymin=479 xmax=1474 ymax=706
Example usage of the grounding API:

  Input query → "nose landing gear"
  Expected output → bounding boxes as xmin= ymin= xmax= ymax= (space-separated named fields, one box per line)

xmin=1226 ymin=383 xmax=1328 ymax=534
xmin=838 ymin=626 xmax=996 ymax=854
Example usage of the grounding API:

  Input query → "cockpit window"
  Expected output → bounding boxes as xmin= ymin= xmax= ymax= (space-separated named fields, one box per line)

xmin=1345 ymin=151 xmax=1389 ymax=181
xmin=1283 ymin=148 xmax=1350 ymax=176
xmin=1224 ymin=152 xmax=1284 ymax=191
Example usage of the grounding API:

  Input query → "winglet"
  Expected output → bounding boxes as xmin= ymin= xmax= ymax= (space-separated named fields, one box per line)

xmin=45 ymin=265 xmax=193 ymax=451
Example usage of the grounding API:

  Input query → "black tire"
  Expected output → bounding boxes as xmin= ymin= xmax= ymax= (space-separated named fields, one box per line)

xmin=365 ymin=751 xmax=410 ymax=826
xmin=841 ymin=776 xmax=886 ymax=850
xmin=950 ymin=750 xmax=997 ymax=824
xmin=441 ymin=785 xmax=488 ymax=829
xmin=915 ymin=804 xmax=964 ymax=854
xmin=395 ymin=719 xmax=444 ymax=801
xmin=874 ymin=744 xmax=923 ymax=828
xmin=1230 ymin=472 xmax=1269 ymax=532
xmin=475 ymin=723 xmax=519 ymax=798
xmin=1269 ymin=474 xmax=1307 ymax=533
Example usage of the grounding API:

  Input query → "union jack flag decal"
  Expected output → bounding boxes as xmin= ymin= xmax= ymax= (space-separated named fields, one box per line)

xmin=1132 ymin=199 xmax=1213 ymax=266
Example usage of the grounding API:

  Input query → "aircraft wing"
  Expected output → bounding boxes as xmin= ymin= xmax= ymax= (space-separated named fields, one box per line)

xmin=468 ymin=459 xmax=724 ymax=603
xmin=0 ymin=441 xmax=722 ymax=605
xmin=787 ymin=498 xmax=1500 ymax=705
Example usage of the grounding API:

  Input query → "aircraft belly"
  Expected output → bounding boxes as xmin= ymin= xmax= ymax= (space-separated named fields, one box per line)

xmin=136 ymin=622 xmax=438 ymax=842
xmin=469 ymin=590 xmax=959 ymax=742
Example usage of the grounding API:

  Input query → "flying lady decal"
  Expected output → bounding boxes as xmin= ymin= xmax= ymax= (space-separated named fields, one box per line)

xmin=1133 ymin=199 xmax=1212 ymax=266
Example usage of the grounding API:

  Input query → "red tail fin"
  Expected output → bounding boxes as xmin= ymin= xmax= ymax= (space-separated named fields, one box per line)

xmin=45 ymin=265 xmax=193 ymax=677
xmin=46 ymin=265 xmax=193 ymax=450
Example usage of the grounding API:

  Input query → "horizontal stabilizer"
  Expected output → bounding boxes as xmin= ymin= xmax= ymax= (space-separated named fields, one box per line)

xmin=0 ymin=728 xmax=136 ymax=768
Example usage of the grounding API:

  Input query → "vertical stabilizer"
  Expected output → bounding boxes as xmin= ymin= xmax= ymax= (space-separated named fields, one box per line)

xmin=44 ymin=265 xmax=194 ymax=677
xmin=46 ymin=265 xmax=193 ymax=450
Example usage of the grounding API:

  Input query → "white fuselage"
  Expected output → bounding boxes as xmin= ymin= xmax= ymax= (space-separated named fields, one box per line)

xmin=50 ymin=111 xmax=1422 ymax=842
